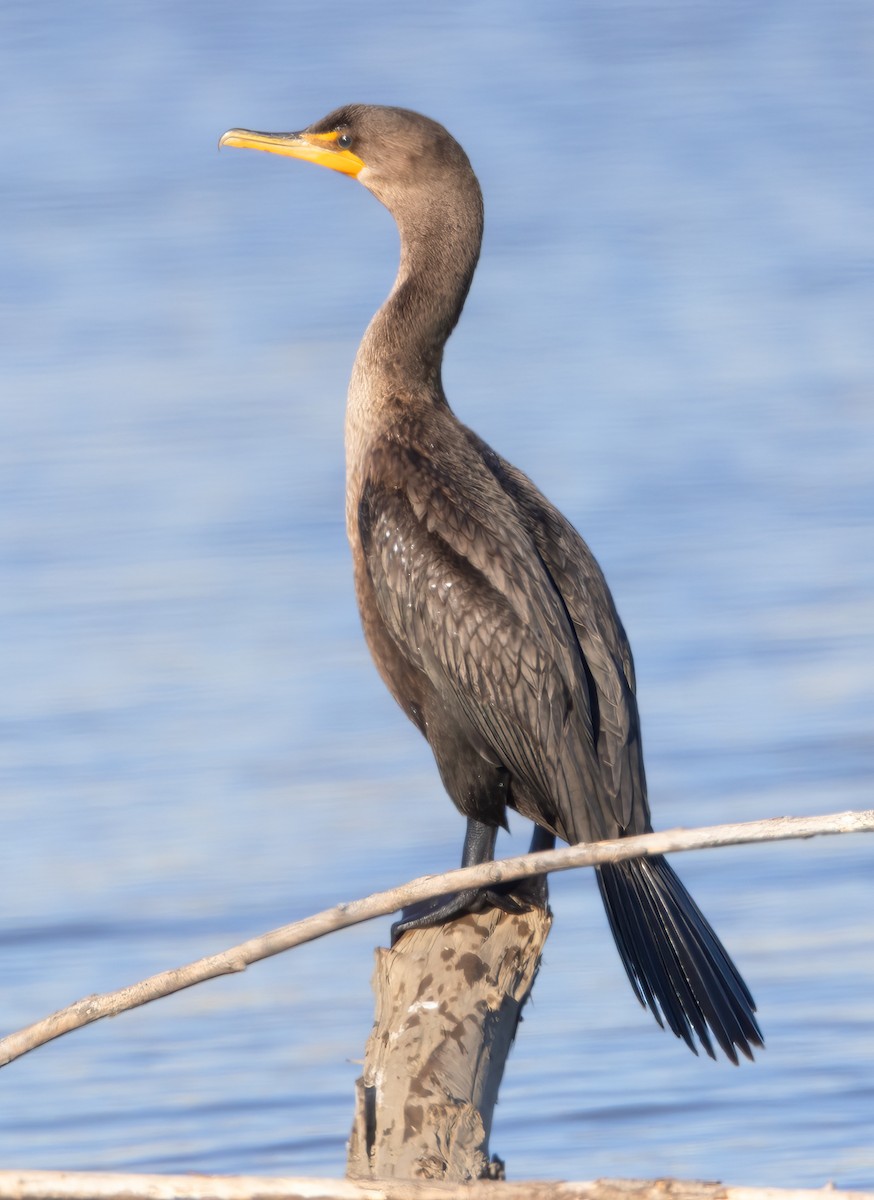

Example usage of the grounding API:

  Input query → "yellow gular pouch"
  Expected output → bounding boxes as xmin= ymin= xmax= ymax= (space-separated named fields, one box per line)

xmin=219 ymin=127 xmax=365 ymax=177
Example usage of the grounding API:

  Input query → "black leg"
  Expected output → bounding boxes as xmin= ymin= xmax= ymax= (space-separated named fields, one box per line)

xmin=460 ymin=816 xmax=499 ymax=866
xmin=528 ymin=825 xmax=555 ymax=854
xmin=391 ymin=818 xmax=549 ymax=944
xmin=511 ymin=824 xmax=554 ymax=908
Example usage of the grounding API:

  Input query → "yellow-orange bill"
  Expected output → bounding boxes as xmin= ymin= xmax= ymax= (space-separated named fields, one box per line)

xmin=218 ymin=128 xmax=365 ymax=177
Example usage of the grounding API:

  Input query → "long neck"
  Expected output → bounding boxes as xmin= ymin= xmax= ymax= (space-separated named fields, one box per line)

xmin=351 ymin=177 xmax=484 ymax=410
xmin=345 ymin=173 xmax=483 ymax=538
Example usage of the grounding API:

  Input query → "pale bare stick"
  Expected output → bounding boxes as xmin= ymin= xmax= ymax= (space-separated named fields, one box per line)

xmin=0 ymin=809 xmax=871 ymax=1070
xmin=0 ymin=1171 xmax=872 ymax=1200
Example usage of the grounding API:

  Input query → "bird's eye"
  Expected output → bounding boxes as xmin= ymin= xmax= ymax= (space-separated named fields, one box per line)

xmin=337 ymin=132 xmax=353 ymax=149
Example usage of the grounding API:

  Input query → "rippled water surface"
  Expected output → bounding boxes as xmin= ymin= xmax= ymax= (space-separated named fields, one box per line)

xmin=2 ymin=0 xmax=873 ymax=1187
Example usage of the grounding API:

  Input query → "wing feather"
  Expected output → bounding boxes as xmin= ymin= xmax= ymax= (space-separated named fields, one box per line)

xmin=359 ymin=435 xmax=611 ymax=841
xmin=469 ymin=435 xmax=649 ymax=834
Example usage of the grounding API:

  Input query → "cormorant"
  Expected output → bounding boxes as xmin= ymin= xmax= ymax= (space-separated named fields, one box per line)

xmin=220 ymin=105 xmax=762 ymax=1063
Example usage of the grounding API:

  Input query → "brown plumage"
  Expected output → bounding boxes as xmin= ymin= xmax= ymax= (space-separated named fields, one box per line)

xmin=220 ymin=104 xmax=763 ymax=1063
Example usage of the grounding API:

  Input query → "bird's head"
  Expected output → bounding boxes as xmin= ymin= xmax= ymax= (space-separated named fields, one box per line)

xmin=220 ymin=104 xmax=479 ymax=221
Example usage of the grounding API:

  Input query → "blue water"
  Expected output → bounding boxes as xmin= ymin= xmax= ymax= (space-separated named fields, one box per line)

xmin=2 ymin=0 xmax=873 ymax=1187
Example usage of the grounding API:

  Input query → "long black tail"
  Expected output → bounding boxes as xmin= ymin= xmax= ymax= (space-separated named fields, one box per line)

xmin=596 ymin=855 xmax=763 ymax=1063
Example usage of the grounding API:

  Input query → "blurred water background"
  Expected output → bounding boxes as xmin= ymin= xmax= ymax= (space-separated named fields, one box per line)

xmin=2 ymin=0 xmax=873 ymax=1186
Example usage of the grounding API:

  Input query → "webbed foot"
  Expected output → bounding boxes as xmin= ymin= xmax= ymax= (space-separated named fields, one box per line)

xmin=391 ymin=882 xmax=531 ymax=944
xmin=390 ymin=820 xmax=554 ymax=944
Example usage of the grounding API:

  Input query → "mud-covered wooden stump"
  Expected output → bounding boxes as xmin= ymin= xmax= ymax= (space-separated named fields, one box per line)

xmin=347 ymin=904 xmax=552 ymax=1182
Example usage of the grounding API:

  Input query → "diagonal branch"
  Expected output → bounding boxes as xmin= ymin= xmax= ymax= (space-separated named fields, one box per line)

xmin=0 ymin=809 xmax=871 ymax=1070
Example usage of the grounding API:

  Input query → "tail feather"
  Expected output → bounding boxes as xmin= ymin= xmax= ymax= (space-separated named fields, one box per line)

xmin=613 ymin=857 xmax=718 ymax=1057
xmin=641 ymin=861 xmax=760 ymax=1051
xmin=636 ymin=863 xmax=750 ymax=1059
xmin=596 ymin=855 xmax=763 ymax=1064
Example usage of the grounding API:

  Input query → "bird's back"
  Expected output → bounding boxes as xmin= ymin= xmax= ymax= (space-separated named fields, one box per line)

xmin=353 ymin=401 xmax=649 ymax=846
xmin=468 ymin=429 xmax=650 ymax=836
